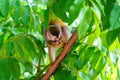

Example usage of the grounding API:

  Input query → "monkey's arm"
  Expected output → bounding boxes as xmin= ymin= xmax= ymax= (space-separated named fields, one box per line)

xmin=48 ymin=45 xmax=58 ymax=62
xmin=61 ymin=26 xmax=72 ymax=43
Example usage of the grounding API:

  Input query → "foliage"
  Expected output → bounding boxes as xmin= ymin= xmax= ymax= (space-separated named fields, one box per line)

xmin=0 ymin=0 xmax=120 ymax=80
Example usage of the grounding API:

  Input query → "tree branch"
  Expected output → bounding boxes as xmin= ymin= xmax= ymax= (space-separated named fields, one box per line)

xmin=41 ymin=30 xmax=78 ymax=80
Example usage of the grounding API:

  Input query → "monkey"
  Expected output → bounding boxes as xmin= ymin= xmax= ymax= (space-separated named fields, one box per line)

xmin=44 ymin=19 xmax=72 ymax=63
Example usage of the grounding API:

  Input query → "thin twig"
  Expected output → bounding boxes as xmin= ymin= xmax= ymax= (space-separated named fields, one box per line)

xmin=78 ymin=30 xmax=96 ymax=41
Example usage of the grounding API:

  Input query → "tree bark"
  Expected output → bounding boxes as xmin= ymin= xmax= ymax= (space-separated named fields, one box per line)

xmin=41 ymin=30 xmax=78 ymax=80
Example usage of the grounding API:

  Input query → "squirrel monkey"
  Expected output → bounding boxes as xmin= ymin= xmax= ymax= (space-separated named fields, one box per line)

xmin=44 ymin=19 xmax=72 ymax=63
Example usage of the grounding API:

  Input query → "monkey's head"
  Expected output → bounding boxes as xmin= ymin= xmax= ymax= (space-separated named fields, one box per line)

xmin=46 ymin=23 xmax=62 ymax=46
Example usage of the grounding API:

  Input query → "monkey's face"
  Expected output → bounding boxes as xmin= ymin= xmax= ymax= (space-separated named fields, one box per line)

xmin=47 ymin=32 xmax=62 ymax=47
xmin=47 ymin=33 xmax=62 ymax=47
xmin=47 ymin=24 xmax=62 ymax=47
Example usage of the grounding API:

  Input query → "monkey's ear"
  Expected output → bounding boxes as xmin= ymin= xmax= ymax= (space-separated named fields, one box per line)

xmin=47 ymin=32 xmax=55 ymax=40
xmin=47 ymin=32 xmax=52 ymax=40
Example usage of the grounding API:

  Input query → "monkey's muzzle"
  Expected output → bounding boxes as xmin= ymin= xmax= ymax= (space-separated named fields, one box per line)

xmin=54 ymin=40 xmax=60 ymax=44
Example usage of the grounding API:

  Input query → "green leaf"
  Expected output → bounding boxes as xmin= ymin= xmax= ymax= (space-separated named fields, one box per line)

xmin=79 ymin=72 xmax=90 ymax=80
xmin=87 ymin=33 xmax=97 ymax=45
xmin=78 ymin=7 xmax=92 ymax=39
xmin=95 ymin=0 xmax=104 ymax=15
xmin=90 ymin=0 xmax=101 ymax=25
xmin=14 ymin=40 xmax=25 ymax=59
xmin=100 ymin=31 xmax=108 ymax=47
xmin=54 ymin=67 xmax=76 ymax=80
xmin=0 ymin=57 xmax=20 ymax=80
xmin=22 ymin=5 xmax=30 ymax=27
xmin=87 ymin=16 xmax=95 ymax=33
xmin=30 ymin=13 xmax=35 ymax=30
xmin=90 ymin=50 xmax=101 ymax=69
xmin=118 ymin=32 xmax=120 ymax=43
xmin=74 ymin=56 xmax=83 ymax=70
xmin=52 ymin=0 xmax=83 ymax=24
xmin=11 ymin=0 xmax=21 ymax=22
xmin=0 ymin=0 xmax=9 ymax=17
xmin=13 ymin=34 xmax=36 ymax=61
xmin=34 ymin=16 xmax=41 ymax=32
xmin=9 ymin=0 xmax=16 ymax=10
xmin=5 ymin=41 xmax=15 ymax=56
xmin=68 ymin=0 xmax=84 ymax=25
xmin=109 ymin=2 xmax=120 ymax=31
xmin=101 ymin=0 xmax=116 ymax=31
xmin=8 ymin=57 xmax=20 ymax=79
xmin=73 ymin=46 xmax=95 ymax=71
xmin=107 ymin=28 xmax=120 ymax=46
xmin=43 ymin=8 xmax=49 ymax=30
xmin=0 ymin=34 xmax=5 ymax=49
xmin=17 ymin=36 xmax=36 ymax=60
xmin=0 ymin=58 xmax=10 ymax=80
xmin=74 ymin=46 xmax=87 ymax=70
xmin=83 ymin=47 xmax=95 ymax=65
xmin=69 ymin=42 xmax=81 ymax=54
xmin=52 ymin=1 xmax=68 ymax=22
xmin=32 ymin=5 xmax=38 ymax=13
xmin=21 ymin=36 xmax=38 ymax=57
xmin=24 ymin=61 xmax=33 ymax=74
xmin=95 ymin=57 xmax=106 ymax=74
xmin=31 ymin=36 xmax=44 ymax=55
xmin=0 ymin=40 xmax=15 ymax=57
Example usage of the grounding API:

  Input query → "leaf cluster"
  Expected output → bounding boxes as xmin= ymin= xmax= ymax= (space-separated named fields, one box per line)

xmin=0 ymin=0 xmax=120 ymax=80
